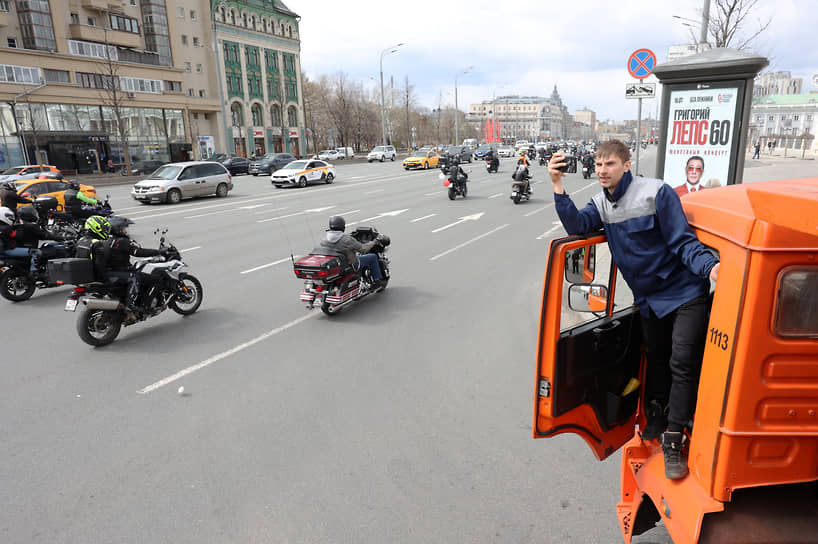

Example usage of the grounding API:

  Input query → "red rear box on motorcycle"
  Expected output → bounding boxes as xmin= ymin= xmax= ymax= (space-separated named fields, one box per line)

xmin=293 ymin=254 xmax=343 ymax=281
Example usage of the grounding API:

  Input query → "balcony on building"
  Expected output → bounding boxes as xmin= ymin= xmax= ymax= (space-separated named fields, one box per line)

xmin=81 ymin=0 xmax=116 ymax=11
xmin=69 ymin=24 xmax=141 ymax=48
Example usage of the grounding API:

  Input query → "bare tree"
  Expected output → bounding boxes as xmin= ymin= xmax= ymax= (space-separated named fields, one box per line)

xmin=707 ymin=0 xmax=772 ymax=50
xmin=95 ymin=39 xmax=134 ymax=175
xmin=20 ymin=97 xmax=44 ymax=163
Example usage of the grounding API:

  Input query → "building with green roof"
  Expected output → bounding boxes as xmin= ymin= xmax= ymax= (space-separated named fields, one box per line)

xmin=749 ymin=93 xmax=817 ymax=153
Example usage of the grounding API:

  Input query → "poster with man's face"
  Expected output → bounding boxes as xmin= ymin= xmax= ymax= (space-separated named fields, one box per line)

xmin=662 ymin=83 xmax=742 ymax=195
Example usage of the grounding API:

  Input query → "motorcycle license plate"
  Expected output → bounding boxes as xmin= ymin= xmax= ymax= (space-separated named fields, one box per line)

xmin=64 ymin=298 xmax=78 ymax=312
xmin=583 ymin=167 xmax=588 ymax=171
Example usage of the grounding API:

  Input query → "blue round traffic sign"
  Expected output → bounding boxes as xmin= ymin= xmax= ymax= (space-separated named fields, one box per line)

xmin=628 ymin=49 xmax=656 ymax=80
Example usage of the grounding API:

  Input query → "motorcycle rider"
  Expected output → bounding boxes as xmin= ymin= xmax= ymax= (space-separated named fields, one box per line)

xmin=10 ymin=206 xmax=70 ymax=277
xmin=1 ymin=206 xmax=22 ymax=255
xmin=487 ymin=147 xmax=499 ymax=172
xmin=447 ymin=157 xmax=468 ymax=193
xmin=0 ymin=181 xmax=32 ymax=213
xmin=74 ymin=215 xmax=110 ymax=278
xmin=320 ymin=216 xmax=383 ymax=289
xmin=96 ymin=216 xmax=165 ymax=313
xmin=63 ymin=180 xmax=99 ymax=220
xmin=514 ymin=154 xmax=532 ymax=195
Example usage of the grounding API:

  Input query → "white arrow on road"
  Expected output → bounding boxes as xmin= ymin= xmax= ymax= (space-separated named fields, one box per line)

xmin=348 ymin=209 xmax=409 ymax=226
xmin=431 ymin=212 xmax=485 ymax=233
xmin=258 ymin=206 xmax=335 ymax=223
xmin=537 ymin=221 xmax=563 ymax=240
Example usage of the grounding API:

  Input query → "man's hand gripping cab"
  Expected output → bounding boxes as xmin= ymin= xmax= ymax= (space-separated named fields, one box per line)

xmin=533 ymin=179 xmax=818 ymax=544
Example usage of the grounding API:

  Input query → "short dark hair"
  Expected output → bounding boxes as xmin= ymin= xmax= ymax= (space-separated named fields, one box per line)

xmin=595 ymin=140 xmax=630 ymax=163
xmin=686 ymin=156 xmax=704 ymax=169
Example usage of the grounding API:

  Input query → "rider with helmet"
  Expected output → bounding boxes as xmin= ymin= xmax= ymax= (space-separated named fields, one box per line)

xmin=0 ymin=181 xmax=32 ymax=212
xmin=0 ymin=206 xmax=20 ymax=254
xmin=63 ymin=180 xmax=99 ymax=220
xmin=75 ymin=215 xmax=110 ymax=279
xmin=320 ymin=216 xmax=383 ymax=288
xmin=11 ymin=206 xmax=70 ymax=276
xmin=447 ymin=157 xmax=468 ymax=192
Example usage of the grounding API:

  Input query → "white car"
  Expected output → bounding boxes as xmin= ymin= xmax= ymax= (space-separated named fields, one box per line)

xmin=367 ymin=145 xmax=396 ymax=162
xmin=497 ymin=146 xmax=515 ymax=158
xmin=270 ymin=160 xmax=336 ymax=188
xmin=317 ymin=149 xmax=340 ymax=161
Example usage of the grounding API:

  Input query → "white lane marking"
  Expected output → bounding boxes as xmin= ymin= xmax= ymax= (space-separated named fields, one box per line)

xmin=347 ymin=208 xmax=409 ymax=226
xmin=257 ymin=206 xmax=335 ymax=223
xmin=537 ymin=223 xmax=564 ymax=240
xmin=136 ymin=312 xmax=318 ymax=394
xmin=240 ymin=255 xmax=299 ymax=275
xmin=364 ymin=189 xmax=384 ymax=194
xmin=430 ymin=224 xmax=510 ymax=261
xmin=411 ymin=214 xmax=436 ymax=223
xmin=180 ymin=246 xmax=201 ymax=252
xmin=489 ymin=192 xmax=504 ymax=199
xmin=431 ymin=212 xmax=485 ymax=233
xmin=425 ymin=191 xmax=443 ymax=196
xmin=185 ymin=206 xmax=285 ymax=219
xmin=524 ymin=203 xmax=555 ymax=217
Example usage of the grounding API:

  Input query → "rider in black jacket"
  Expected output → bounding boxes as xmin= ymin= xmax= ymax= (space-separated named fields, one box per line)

xmin=97 ymin=217 xmax=164 ymax=312
xmin=0 ymin=181 xmax=32 ymax=213
xmin=63 ymin=180 xmax=99 ymax=220
xmin=12 ymin=206 xmax=69 ymax=276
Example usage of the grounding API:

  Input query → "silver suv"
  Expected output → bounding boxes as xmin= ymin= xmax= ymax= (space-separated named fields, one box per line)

xmin=367 ymin=145 xmax=396 ymax=162
xmin=131 ymin=161 xmax=233 ymax=204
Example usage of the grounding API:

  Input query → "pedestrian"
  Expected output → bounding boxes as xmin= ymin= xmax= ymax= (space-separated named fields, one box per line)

xmin=767 ymin=140 xmax=772 ymax=153
xmin=548 ymin=139 xmax=719 ymax=480
xmin=772 ymin=139 xmax=777 ymax=151
xmin=752 ymin=141 xmax=761 ymax=159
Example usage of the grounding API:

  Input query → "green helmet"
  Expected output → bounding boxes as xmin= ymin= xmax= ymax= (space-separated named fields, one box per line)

xmin=84 ymin=215 xmax=111 ymax=240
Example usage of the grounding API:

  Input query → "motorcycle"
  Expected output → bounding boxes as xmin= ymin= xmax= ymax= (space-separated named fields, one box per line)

xmin=581 ymin=155 xmax=595 ymax=179
xmin=58 ymin=228 xmax=203 ymax=346
xmin=0 ymin=240 xmax=76 ymax=301
xmin=294 ymin=225 xmax=391 ymax=316
xmin=485 ymin=155 xmax=499 ymax=173
xmin=441 ymin=165 xmax=468 ymax=200
xmin=510 ymin=164 xmax=532 ymax=204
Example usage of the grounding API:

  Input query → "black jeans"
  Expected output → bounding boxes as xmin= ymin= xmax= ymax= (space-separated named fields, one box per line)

xmin=641 ymin=295 xmax=710 ymax=431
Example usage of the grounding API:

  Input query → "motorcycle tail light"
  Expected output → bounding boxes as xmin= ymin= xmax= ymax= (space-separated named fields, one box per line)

xmin=73 ymin=287 xmax=85 ymax=293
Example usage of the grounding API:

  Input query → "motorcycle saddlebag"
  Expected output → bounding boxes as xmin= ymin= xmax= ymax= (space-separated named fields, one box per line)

xmin=293 ymin=253 xmax=344 ymax=281
xmin=47 ymin=258 xmax=95 ymax=285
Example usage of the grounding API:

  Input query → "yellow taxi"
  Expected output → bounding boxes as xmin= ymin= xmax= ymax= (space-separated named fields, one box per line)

xmin=14 ymin=178 xmax=97 ymax=210
xmin=402 ymin=150 xmax=440 ymax=170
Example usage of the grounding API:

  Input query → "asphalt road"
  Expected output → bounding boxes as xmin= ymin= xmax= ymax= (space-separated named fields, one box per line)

xmin=2 ymin=148 xmax=686 ymax=543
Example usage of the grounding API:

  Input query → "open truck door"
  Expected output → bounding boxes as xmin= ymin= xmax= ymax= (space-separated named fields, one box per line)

xmin=533 ymin=233 xmax=644 ymax=460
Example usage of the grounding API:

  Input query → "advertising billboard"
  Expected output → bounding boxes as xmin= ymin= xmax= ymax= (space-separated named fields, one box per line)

xmin=661 ymin=81 xmax=744 ymax=194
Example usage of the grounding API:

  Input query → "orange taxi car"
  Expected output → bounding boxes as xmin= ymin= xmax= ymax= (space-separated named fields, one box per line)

xmin=15 ymin=177 xmax=97 ymax=210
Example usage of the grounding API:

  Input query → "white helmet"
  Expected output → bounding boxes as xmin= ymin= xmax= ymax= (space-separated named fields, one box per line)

xmin=0 ymin=206 xmax=15 ymax=226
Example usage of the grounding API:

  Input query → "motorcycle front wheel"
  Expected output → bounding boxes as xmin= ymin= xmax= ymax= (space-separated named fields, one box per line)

xmin=0 ymin=268 xmax=36 ymax=301
xmin=77 ymin=307 xmax=122 ymax=346
xmin=169 ymin=274 xmax=203 ymax=315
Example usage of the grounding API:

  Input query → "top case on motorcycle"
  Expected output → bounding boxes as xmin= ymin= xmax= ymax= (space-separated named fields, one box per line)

xmin=293 ymin=249 xmax=350 ymax=281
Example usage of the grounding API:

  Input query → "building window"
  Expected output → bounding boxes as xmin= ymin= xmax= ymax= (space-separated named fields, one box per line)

xmin=265 ymin=49 xmax=279 ymax=72
xmin=141 ymin=0 xmax=172 ymax=66
xmin=781 ymin=114 xmax=787 ymax=120
xmin=793 ymin=115 xmax=800 ymax=121
xmin=204 ymin=113 xmax=210 ymax=120
xmin=229 ymin=10 xmax=235 ymax=25
xmin=68 ymin=40 xmax=118 ymax=60
xmin=242 ymin=13 xmax=247 ymax=27
xmin=184 ymin=62 xmax=191 ymax=72
xmin=195 ymin=63 xmax=202 ymax=73
xmin=178 ymin=7 xmax=184 ymax=17
xmin=769 ymin=115 xmax=774 ymax=121
xmin=7 ymin=37 xmax=16 ymax=48
xmin=230 ymin=102 xmax=243 ymax=127
xmin=70 ymin=13 xmax=79 ymax=24
xmin=18 ymin=0 xmax=58 ymax=51
xmin=287 ymin=105 xmax=297 ymax=127
xmin=188 ymin=88 xmax=194 ymax=96
xmin=76 ymin=72 xmax=117 ymax=90
xmin=190 ymin=10 xmax=196 ymax=20
xmin=270 ymin=104 xmax=281 ymax=125
xmin=251 ymin=103 xmax=263 ymax=126
xmin=198 ymin=89 xmax=206 ymax=98
xmin=121 ymin=76 xmax=163 ymax=94
xmin=193 ymin=112 xmax=198 ymax=120
xmin=181 ymin=35 xmax=188 ymax=45
xmin=808 ymin=115 xmax=813 ymax=121
xmin=0 ymin=64 xmax=42 ymax=84
xmin=251 ymin=15 xmax=255 ymax=29
xmin=110 ymin=14 xmax=139 ymax=33
xmin=43 ymin=68 xmax=70 ymax=83
xmin=0 ymin=0 xmax=8 ymax=11
xmin=130 ymin=0 xmax=136 ymax=5
xmin=219 ymin=7 xmax=225 ymax=21
xmin=164 ymin=80 xmax=181 ymax=92
xmin=87 ymin=17 xmax=95 ymax=26
xmin=192 ymin=37 xmax=199 ymax=47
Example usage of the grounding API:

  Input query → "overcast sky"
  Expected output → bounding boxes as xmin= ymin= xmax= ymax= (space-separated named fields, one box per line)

xmin=289 ymin=0 xmax=817 ymax=122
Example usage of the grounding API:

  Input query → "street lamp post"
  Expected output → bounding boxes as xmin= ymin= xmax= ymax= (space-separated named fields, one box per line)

xmin=454 ymin=66 xmax=474 ymax=145
xmin=379 ymin=43 xmax=404 ymax=146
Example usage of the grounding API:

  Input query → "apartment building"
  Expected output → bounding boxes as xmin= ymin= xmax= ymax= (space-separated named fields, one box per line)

xmin=0 ymin=0 xmax=224 ymax=172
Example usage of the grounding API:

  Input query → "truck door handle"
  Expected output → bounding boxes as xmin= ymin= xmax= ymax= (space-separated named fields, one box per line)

xmin=592 ymin=320 xmax=621 ymax=336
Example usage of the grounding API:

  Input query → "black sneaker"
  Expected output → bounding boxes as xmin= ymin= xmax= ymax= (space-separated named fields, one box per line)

xmin=641 ymin=399 xmax=667 ymax=441
xmin=661 ymin=431 xmax=689 ymax=480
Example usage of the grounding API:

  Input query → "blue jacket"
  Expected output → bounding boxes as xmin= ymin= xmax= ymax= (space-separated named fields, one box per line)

xmin=554 ymin=171 xmax=718 ymax=318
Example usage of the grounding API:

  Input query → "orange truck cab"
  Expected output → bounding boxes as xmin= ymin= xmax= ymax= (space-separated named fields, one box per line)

xmin=533 ymin=178 xmax=818 ymax=543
